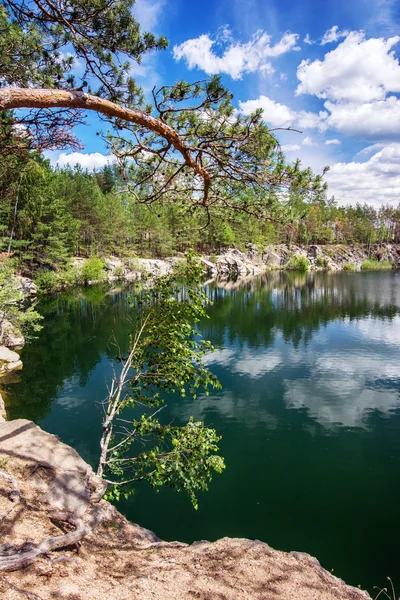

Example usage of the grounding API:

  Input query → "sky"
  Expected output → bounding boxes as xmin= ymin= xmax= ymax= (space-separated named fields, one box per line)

xmin=48 ymin=0 xmax=400 ymax=208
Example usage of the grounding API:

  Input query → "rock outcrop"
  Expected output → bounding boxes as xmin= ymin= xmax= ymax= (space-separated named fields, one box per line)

xmin=102 ymin=256 xmax=178 ymax=281
xmin=0 ymin=419 xmax=372 ymax=600
xmin=0 ymin=346 xmax=22 ymax=379
xmin=0 ymin=317 xmax=25 ymax=349
xmin=201 ymin=243 xmax=400 ymax=278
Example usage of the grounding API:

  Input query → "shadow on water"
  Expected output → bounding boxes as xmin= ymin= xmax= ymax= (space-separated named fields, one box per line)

xmin=3 ymin=271 xmax=400 ymax=594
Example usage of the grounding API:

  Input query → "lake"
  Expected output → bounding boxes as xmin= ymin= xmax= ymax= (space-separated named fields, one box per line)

xmin=3 ymin=270 xmax=400 ymax=594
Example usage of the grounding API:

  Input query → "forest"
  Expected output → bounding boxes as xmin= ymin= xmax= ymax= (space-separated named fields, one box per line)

xmin=1 ymin=151 xmax=400 ymax=276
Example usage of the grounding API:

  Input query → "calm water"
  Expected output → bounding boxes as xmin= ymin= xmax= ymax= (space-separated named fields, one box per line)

xmin=3 ymin=271 xmax=400 ymax=593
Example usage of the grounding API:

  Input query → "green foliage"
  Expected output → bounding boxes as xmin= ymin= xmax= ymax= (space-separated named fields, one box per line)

xmin=361 ymin=260 xmax=393 ymax=270
xmin=34 ymin=266 xmax=85 ymax=293
xmin=343 ymin=262 xmax=357 ymax=271
xmin=315 ymin=256 xmax=330 ymax=269
xmin=0 ymin=260 xmax=42 ymax=343
xmin=101 ymin=257 xmax=225 ymax=509
xmin=286 ymin=254 xmax=309 ymax=272
xmin=82 ymin=258 xmax=105 ymax=283
xmin=113 ymin=265 xmax=124 ymax=278
xmin=34 ymin=270 xmax=59 ymax=293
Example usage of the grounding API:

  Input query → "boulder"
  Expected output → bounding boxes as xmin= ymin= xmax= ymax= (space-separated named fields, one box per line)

xmin=0 ymin=346 xmax=20 ymax=363
xmin=6 ymin=360 xmax=22 ymax=372
xmin=2 ymin=319 xmax=25 ymax=349
xmin=0 ymin=346 xmax=22 ymax=377
xmin=103 ymin=256 xmax=124 ymax=271
xmin=15 ymin=275 xmax=38 ymax=296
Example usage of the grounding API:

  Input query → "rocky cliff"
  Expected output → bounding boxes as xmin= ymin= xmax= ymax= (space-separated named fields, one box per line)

xmin=0 ymin=419 xmax=372 ymax=600
xmin=202 ymin=243 xmax=400 ymax=278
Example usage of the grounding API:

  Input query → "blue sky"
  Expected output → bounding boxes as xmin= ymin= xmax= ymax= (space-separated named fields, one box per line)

xmin=48 ymin=0 xmax=400 ymax=208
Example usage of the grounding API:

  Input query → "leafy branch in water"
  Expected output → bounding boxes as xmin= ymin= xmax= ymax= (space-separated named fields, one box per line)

xmin=97 ymin=256 xmax=224 ymax=509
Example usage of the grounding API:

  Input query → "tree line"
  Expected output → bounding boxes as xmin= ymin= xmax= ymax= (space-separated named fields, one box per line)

xmin=1 ymin=151 xmax=399 ymax=274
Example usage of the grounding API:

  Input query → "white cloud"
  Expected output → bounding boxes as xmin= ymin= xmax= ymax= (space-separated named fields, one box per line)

xmin=238 ymin=96 xmax=330 ymax=133
xmin=173 ymin=30 xmax=300 ymax=80
xmin=239 ymin=95 xmax=297 ymax=127
xmin=322 ymin=96 xmax=400 ymax=140
xmin=296 ymin=110 xmax=328 ymax=129
xmin=132 ymin=0 xmax=164 ymax=31
xmin=297 ymin=31 xmax=400 ymax=103
xmin=56 ymin=152 xmax=116 ymax=170
xmin=302 ymin=136 xmax=317 ymax=146
xmin=326 ymin=142 xmax=400 ymax=206
xmin=281 ymin=144 xmax=301 ymax=152
xmin=320 ymin=25 xmax=349 ymax=45
xmin=304 ymin=33 xmax=314 ymax=45
xmin=325 ymin=138 xmax=341 ymax=145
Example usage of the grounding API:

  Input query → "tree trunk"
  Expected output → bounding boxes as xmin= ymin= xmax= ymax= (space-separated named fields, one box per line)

xmin=0 ymin=88 xmax=210 ymax=194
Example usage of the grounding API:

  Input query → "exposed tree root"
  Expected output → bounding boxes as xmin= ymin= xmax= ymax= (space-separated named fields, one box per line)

xmin=0 ymin=469 xmax=20 ymax=521
xmin=0 ymin=511 xmax=87 ymax=572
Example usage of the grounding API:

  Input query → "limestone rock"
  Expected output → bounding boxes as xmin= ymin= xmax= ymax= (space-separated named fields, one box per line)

xmin=15 ymin=275 xmax=38 ymax=296
xmin=5 ymin=360 xmax=22 ymax=372
xmin=1 ymin=318 xmax=25 ymax=349
xmin=0 ymin=346 xmax=20 ymax=363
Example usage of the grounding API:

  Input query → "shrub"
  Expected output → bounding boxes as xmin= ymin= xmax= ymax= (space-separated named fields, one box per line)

xmin=82 ymin=258 xmax=105 ymax=283
xmin=343 ymin=262 xmax=357 ymax=271
xmin=316 ymin=256 xmax=330 ymax=269
xmin=1 ymin=261 xmax=42 ymax=342
xmin=361 ymin=260 xmax=392 ymax=270
xmin=286 ymin=254 xmax=309 ymax=272
xmin=34 ymin=269 xmax=59 ymax=292
xmin=113 ymin=265 xmax=124 ymax=278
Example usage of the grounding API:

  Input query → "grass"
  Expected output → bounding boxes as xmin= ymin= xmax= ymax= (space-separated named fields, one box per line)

xmin=343 ymin=262 xmax=357 ymax=271
xmin=315 ymin=256 xmax=331 ymax=269
xmin=361 ymin=260 xmax=393 ymax=270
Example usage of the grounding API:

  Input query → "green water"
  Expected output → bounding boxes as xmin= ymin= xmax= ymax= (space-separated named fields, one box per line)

xmin=3 ymin=271 xmax=400 ymax=593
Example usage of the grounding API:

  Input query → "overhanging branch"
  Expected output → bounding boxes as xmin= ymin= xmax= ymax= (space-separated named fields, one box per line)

xmin=0 ymin=87 xmax=211 ymax=199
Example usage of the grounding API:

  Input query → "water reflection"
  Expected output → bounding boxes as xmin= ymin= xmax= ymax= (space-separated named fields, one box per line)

xmin=3 ymin=271 xmax=400 ymax=592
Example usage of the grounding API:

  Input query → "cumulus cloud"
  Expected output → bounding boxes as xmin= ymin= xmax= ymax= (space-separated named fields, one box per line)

xmin=296 ymin=31 xmax=400 ymax=102
xmin=281 ymin=144 xmax=301 ymax=152
xmin=238 ymin=95 xmax=329 ymax=132
xmin=247 ymin=31 xmax=400 ymax=142
xmin=296 ymin=110 xmax=328 ymax=129
xmin=239 ymin=95 xmax=297 ymax=126
xmin=325 ymin=138 xmax=341 ymax=145
xmin=173 ymin=30 xmax=300 ymax=80
xmin=245 ymin=95 xmax=400 ymax=142
xmin=320 ymin=25 xmax=349 ymax=45
xmin=132 ymin=0 xmax=164 ymax=31
xmin=56 ymin=152 xmax=116 ymax=170
xmin=302 ymin=136 xmax=317 ymax=146
xmin=322 ymin=96 xmax=400 ymax=140
xmin=325 ymin=143 xmax=400 ymax=206
xmin=304 ymin=33 xmax=314 ymax=45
